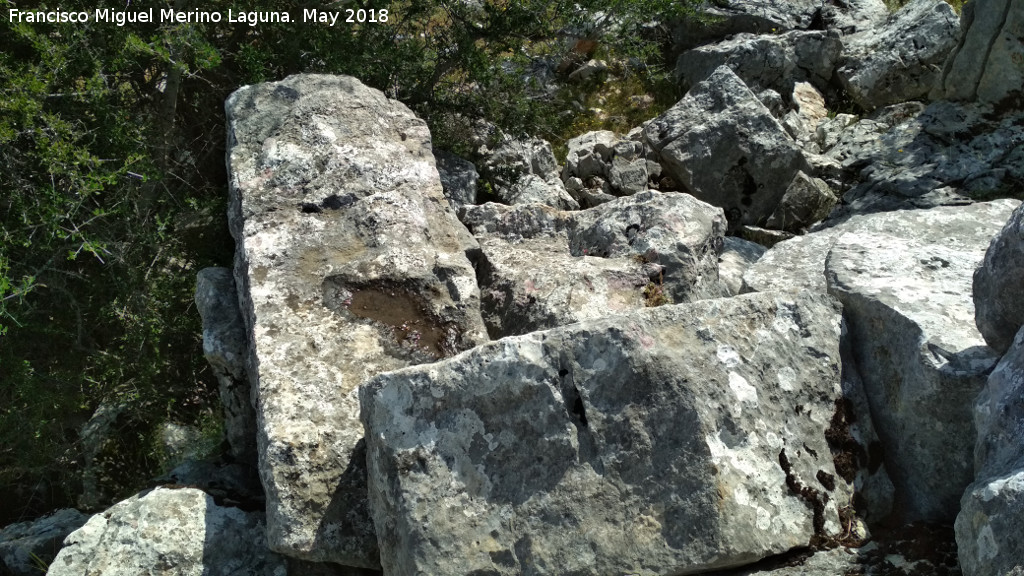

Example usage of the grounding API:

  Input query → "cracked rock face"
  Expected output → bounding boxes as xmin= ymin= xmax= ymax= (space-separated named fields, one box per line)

xmin=225 ymin=74 xmax=488 ymax=566
xmin=360 ymin=290 xmax=851 ymax=576
xmin=836 ymin=0 xmax=960 ymax=110
xmin=675 ymin=30 xmax=842 ymax=96
xmin=937 ymin=0 xmax=1024 ymax=109
xmin=824 ymin=200 xmax=1020 ymax=521
xmin=47 ymin=488 xmax=285 ymax=576
xmin=974 ymin=203 xmax=1024 ymax=355
xmin=956 ymin=326 xmax=1024 ymax=576
xmin=461 ymin=191 xmax=727 ymax=337
xmin=644 ymin=66 xmax=810 ymax=231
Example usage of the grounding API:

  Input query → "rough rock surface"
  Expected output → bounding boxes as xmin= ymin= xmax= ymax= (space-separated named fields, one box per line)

xmin=463 ymin=192 xmax=726 ymax=336
xmin=957 ymin=470 xmax=1024 ymax=576
xmin=561 ymin=130 xmax=654 ymax=197
xmin=823 ymin=101 xmax=1024 ymax=217
xmin=973 ymin=326 xmax=1024 ymax=481
xmin=937 ymin=0 xmax=1024 ymax=108
xmin=434 ymin=150 xmax=479 ymax=209
xmin=974 ymin=203 xmax=1024 ymax=354
xmin=0 ymin=509 xmax=89 ymax=576
xmin=195 ymin=267 xmax=256 ymax=462
xmin=820 ymin=0 xmax=889 ymax=34
xmin=824 ymin=200 xmax=1021 ymax=520
xmin=47 ymin=487 xmax=286 ymax=576
xmin=718 ymin=236 xmax=766 ymax=297
xmin=764 ymin=171 xmax=838 ymax=234
xmin=675 ymin=31 xmax=842 ymax=95
xmin=836 ymin=0 xmax=960 ymax=110
xmin=956 ymin=326 xmax=1024 ymax=576
xmin=225 ymin=74 xmax=488 ymax=565
xmin=480 ymin=137 xmax=578 ymax=209
xmin=672 ymin=0 xmax=821 ymax=51
xmin=361 ymin=290 xmax=851 ymax=576
xmin=644 ymin=66 xmax=809 ymax=230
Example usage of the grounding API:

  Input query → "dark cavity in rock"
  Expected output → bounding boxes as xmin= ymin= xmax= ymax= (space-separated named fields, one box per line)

xmin=322 ymin=278 xmax=458 ymax=359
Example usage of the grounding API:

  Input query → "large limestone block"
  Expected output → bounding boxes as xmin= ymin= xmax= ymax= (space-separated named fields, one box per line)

xmin=957 ymin=469 xmax=1024 ymax=576
xmin=225 ymin=74 xmax=488 ymax=566
xmin=47 ymin=488 xmax=285 ymax=576
xmin=463 ymin=192 xmax=726 ymax=337
xmin=837 ymin=0 xmax=960 ymax=110
xmin=956 ymin=327 xmax=1024 ymax=576
xmin=937 ymin=0 xmax=1024 ymax=108
xmin=825 ymin=222 xmax=1008 ymax=520
xmin=361 ymin=291 xmax=853 ymax=576
xmin=973 ymin=326 xmax=1024 ymax=481
xmin=671 ymin=0 xmax=821 ymax=51
xmin=675 ymin=31 xmax=841 ymax=95
xmin=0 ymin=509 xmax=89 ymax=576
xmin=644 ymin=66 xmax=809 ymax=230
xmin=746 ymin=201 xmax=1023 ymax=296
xmin=974 ymin=203 xmax=1024 ymax=354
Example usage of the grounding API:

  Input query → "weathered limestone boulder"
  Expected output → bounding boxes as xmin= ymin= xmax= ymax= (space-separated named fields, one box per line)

xmin=936 ymin=0 xmax=1024 ymax=108
xmin=718 ymin=236 xmax=766 ymax=297
xmin=47 ymin=488 xmax=286 ymax=576
xmin=956 ymin=326 xmax=1024 ymax=576
xmin=824 ymin=200 xmax=1021 ymax=520
xmin=836 ymin=0 xmax=960 ymax=110
xmin=195 ymin=267 xmax=256 ymax=462
xmin=957 ymin=470 xmax=1024 ymax=576
xmin=0 ymin=509 xmax=89 ymax=576
xmin=225 ymin=74 xmax=488 ymax=565
xmin=462 ymin=192 xmax=726 ymax=337
xmin=361 ymin=291 xmax=852 ymax=576
xmin=644 ymin=66 xmax=810 ymax=230
xmin=743 ymin=229 xmax=842 ymax=294
xmin=973 ymin=326 xmax=1024 ymax=484
xmin=675 ymin=31 xmax=841 ymax=95
xmin=974 ymin=203 xmax=1024 ymax=354
xmin=561 ymin=130 xmax=654 ymax=197
xmin=764 ymin=172 xmax=838 ymax=234
xmin=506 ymin=174 xmax=580 ymax=210
xmin=820 ymin=0 xmax=890 ymax=34
xmin=671 ymin=0 xmax=821 ymax=51
xmin=480 ymin=136 xmax=579 ymax=209
xmin=823 ymin=101 xmax=1024 ymax=217
xmin=434 ymin=150 xmax=478 ymax=209
xmin=781 ymin=83 xmax=829 ymax=152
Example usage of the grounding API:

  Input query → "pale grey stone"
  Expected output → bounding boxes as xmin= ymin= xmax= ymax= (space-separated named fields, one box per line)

xmin=718 ymin=236 xmax=766 ymax=297
xmin=956 ymin=326 xmax=1024 ymax=576
xmin=836 ymin=0 xmax=960 ymax=110
xmin=957 ymin=468 xmax=1024 ymax=576
xmin=675 ymin=30 xmax=841 ymax=95
xmin=764 ymin=171 xmax=838 ymax=233
xmin=47 ymin=488 xmax=286 ymax=576
xmin=361 ymin=290 xmax=851 ymax=576
xmin=820 ymin=0 xmax=889 ymax=34
xmin=644 ymin=66 xmax=809 ymax=230
xmin=824 ymin=201 xmax=1017 ymax=520
xmin=0 ymin=509 xmax=89 ymax=576
xmin=225 ymin=74 xmax=487 ymax=566
xmin=936 ymin=0 xmax=1024 ymax=108
xmin=672 ymin=0 xmax=822 ymax=51
xmin=465 ymin=192 xmax=726 ymax=337
xmin=974 ymin=203 xmax=1024 ymax=354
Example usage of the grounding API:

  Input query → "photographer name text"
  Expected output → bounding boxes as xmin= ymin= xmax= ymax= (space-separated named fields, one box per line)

xmin=8 ymin=8 xmax=389 ymax=26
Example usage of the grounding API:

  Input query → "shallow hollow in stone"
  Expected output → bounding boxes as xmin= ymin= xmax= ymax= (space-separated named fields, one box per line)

xmin=322 ymin=277 xmax=461 ymax=360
